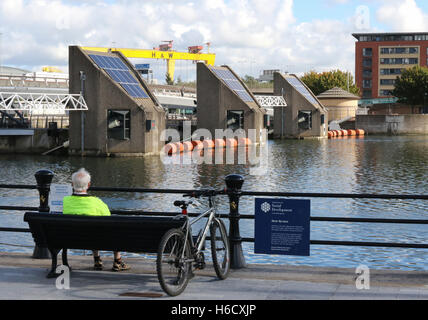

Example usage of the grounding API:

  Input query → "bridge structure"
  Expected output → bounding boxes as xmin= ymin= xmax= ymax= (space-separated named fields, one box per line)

xmin=0 ymin=72 xmax=285 ymax=137
xmin=0 ymin=73 xmax=87 ymax=135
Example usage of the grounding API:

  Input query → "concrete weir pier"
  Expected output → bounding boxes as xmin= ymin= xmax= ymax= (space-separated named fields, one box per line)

xmin=1 ymin=252 xmax=428 ymax=300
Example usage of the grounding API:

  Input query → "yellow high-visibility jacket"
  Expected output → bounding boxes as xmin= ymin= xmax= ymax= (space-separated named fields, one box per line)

xmin=63 ymin=194 xmax=111 ymax=216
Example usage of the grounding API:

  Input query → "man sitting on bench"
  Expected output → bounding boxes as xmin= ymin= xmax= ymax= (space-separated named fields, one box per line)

xmin=63 ymin=168 xmax=131 ymax=272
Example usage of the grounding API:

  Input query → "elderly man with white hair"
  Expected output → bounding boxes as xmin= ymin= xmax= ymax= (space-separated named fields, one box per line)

xmin=63 ymin=168 xmax=130 ymax=272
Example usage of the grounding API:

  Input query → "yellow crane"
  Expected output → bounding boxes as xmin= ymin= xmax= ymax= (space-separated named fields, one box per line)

xmin=81 ymin=43 xmax=216 ymax=82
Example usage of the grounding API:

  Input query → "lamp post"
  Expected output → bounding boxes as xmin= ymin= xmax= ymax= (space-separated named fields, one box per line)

xmin=32 ymin=169 xmax=54 ymax=259
xmin=225 ymin=174 xmax=247 ymax=269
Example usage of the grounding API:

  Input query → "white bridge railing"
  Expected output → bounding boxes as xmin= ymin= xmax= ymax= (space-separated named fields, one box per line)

xmin=0 ymin=93 xmax=88 ymax=114
xmin=254 ymin=95 xmax=287 ymax=108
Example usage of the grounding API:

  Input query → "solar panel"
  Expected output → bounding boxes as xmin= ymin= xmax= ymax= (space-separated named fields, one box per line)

xmin=286 ymin=77 xmax=319 ymax=106
xmin=211 ymin=67 xmax=255 ymax=103
xmin=89 ymin=54 xmax=149 ymax=99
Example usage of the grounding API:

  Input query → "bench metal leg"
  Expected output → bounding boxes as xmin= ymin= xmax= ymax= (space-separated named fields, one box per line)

xmin=61 ymin=248 xmax=71 ymax=272
xmin=47 ymin=248 xmax=60 ymax=278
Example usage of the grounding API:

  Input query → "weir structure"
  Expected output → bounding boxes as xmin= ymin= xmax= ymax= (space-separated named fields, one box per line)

xmin=196 ymin=63 xmax=266 ymax=144
xmin=273 ymin=72 xmax=328 ymax=139
xmin=68 ymin=46 xmax=166 ymax=156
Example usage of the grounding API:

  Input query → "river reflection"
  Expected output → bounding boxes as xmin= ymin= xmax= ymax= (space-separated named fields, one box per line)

xmin=0 ymin=135 xmax=427 ymax=271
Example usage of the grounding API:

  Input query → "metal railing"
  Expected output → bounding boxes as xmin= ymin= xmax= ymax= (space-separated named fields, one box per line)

xmin=0 ymin=170 xmax=427 ymax=268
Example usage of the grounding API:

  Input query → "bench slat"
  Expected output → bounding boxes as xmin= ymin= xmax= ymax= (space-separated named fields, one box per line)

xmin=24 ymin=212 xmax=186 ymax=254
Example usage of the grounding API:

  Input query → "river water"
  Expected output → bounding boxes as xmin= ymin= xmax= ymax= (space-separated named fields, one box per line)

xmin=1 ymin=135 xmax=427 ymax=271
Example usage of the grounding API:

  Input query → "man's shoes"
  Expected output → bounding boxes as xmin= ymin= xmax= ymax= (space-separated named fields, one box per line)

xmin=112 ymin=258 xmax=131 ymax=272
xmin=94 ymin=256 xmax=103 ymax=271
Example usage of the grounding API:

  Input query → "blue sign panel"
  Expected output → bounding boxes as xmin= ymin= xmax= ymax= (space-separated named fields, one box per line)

xmin=135 ymin=64 xmax=151 ymax=70
xmin=255 ymin=198 xmax=310 ymax=256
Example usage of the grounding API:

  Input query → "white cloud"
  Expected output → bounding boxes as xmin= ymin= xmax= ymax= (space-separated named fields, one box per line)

xmin=0 ymin=0 xmax=359 ymax=78
xmin=376 ymin=0 xmax=428 ymax=31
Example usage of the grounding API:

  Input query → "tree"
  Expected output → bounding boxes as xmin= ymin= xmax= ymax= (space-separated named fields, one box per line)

xmin=393 ymin=66 xmax=428 ymax=106
xmin=165 ymin=72 xmax=174 ymax=85
xmin=241 ymin=74 xmax=273 ymax=89
xmin=300 ymin=70 xmax=360 ymax=96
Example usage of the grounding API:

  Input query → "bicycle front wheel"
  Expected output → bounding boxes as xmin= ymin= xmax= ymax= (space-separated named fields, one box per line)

xmin=210 ymin=218 xmax=230 ymax=280
xmin=157 ymin=228 xmax=192 ymax=296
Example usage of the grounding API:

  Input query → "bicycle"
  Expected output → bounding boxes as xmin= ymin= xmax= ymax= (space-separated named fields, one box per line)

xmin=156 ymin=189 xmax=231 ymax=296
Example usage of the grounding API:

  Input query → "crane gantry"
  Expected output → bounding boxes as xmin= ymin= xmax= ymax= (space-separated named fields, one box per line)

xmin=82 ymin=41 xmax=216 ymax=82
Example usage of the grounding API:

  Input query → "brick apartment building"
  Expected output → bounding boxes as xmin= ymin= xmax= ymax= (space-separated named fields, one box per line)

xmin=353 ymin=32 xmax=428 ymax=100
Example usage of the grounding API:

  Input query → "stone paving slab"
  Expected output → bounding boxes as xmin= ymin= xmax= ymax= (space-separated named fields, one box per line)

xmin=1 ymin=252 xmax=428 ymax=300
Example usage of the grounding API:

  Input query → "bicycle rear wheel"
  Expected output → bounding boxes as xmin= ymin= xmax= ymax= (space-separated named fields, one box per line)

xmin=210 ymin=218 xmax=230 ymax=280
xmin=157 ymin=228 xmax=192 ymax=296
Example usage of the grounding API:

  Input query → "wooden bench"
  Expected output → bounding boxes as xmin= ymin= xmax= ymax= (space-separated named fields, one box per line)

xmin=24 ymin=212 xmax=186 ymax=278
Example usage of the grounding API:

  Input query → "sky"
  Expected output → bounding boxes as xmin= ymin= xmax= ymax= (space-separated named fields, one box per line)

xmin=0 ymin=0 xmax=427 ymax=82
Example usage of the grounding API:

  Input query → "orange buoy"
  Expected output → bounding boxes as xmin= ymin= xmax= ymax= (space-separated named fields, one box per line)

xmin=341 ymin=130 xmax=348 ymax=136
xmin=173 ymin=142 xmax=184 ymax=153
xmin=202 ymin=139 xmax=215 ymax=149
xmin=328 ymin=131 xmax=333 ymax=138
xmin=356 ymin=129 xmax=365 ymax=136
xmin=214 ymin=139 xmax=226 ymax=148
xmin=191 ymin=140 xmax=204 ymax=150
xmin=336 ymin=130 xmax=343 ymax=137
xmin=331 ymin=131 xmax=337 ymax=137
xmin=225 ymin=138 xmax=238 ymax=148
xmin=238 ymin=137 xmax=251 ymax=146
xmin=347 ymin=130 xmax=356 ymax=136
xmin=164 ymin=143 xmax=178 ymax=155
xmin=182 ymin=141 xmax=194 ymax=152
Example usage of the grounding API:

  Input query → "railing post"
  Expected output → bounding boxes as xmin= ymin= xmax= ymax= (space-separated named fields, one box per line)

xmin=225 ymin=174 xmax=247 ymax=269
xmin=32 ymin=169 xmax=54 ymax=259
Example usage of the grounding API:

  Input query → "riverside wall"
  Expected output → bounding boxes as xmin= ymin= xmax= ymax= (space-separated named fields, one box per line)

xmin=0 ymin=129 xmax=68 ymax=154
xmin=356 ymin=114 xmax=428 ymax=135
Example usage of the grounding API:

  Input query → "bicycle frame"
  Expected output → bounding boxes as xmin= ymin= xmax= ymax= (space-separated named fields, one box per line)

xmin=181 ymin=196 xmax=217 ymax=256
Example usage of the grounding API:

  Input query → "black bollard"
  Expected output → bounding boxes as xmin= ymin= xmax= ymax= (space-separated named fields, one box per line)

xmin=32 ymin=169 xmax=54 ymax=259
xmin=225 ymin=174 xmax=246 ymax=269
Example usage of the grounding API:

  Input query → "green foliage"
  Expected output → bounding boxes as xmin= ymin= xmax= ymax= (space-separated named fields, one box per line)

xmin=241 ymin=75 xmax=273 ymax=89
xmin=175 ymin=77 xmax=196 ymax=88
xmin=165 ymin=72 xmax=174 ymax=85
xmin=393 ymin=66 xmax=428 ymax=106
xmin=300 ymin=70 xmax=360 ymax=96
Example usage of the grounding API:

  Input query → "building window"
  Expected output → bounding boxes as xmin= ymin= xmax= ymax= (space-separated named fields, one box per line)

xmin=363 ymin=48 xmax=372 ymax=56
xmin=362 ymin=90 xmax=372 ymax=98
xmin=227 ymin=110 xmax=244 ymax=131
xmin=298 ymin=111 xmax=312 ymax=131
xmin=380 ymin=68 xmax=403 ymax=75
xmin=380 ymin=79 xmax=396 ymax=86
xmin=359 ymin=34 xmax=426 ymax=42
xmin=363 ymin=80 xmax=372 ymax=89
xmin=379 ymin=90 xmax=394 ymax=96
xmin=381 ymin=47 xmax=419 ymax=54
xmin=363 ymin=70 xmax=372 ymax=78
xmin=380 ymin=58 xmax=418 ymax=65
xmin=107 ymin=110 xmax=130 ymax=140
xmin=363 ymin=58 xmax=372 ymax=68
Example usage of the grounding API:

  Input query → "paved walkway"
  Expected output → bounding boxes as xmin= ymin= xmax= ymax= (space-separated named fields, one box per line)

xmin=1 ymin=252 xmax=428 ymax=300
